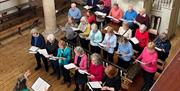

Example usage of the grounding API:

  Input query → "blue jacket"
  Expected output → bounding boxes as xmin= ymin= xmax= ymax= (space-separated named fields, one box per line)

xmin=57 ymin=47 xmax=71 ymax=65
xmin=154 ymin=37 xmax=171 ymax=53
xmin=123 ymin=9 xmax=137 ymax=21
xmin=31 ymin=34 xmax=45 ymax=49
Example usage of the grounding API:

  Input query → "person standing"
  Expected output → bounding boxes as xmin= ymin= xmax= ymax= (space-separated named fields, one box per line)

xmin=30 ymin=28 xmax=48 ymax=72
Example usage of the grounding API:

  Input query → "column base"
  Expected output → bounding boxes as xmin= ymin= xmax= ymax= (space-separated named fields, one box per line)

xmin=42 ymin=28 xmax=59 ymax=37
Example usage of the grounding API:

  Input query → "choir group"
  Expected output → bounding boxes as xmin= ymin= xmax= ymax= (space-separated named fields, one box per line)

xmin=14 ymin=0 xmax=171 ymax=91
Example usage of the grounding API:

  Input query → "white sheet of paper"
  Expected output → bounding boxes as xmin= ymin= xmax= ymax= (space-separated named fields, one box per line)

xmin=87 ymin=81 xmax=102 ymax=89
xmin=31 ymin=77 xmax=50 ymax=91
xmin=71 ymin=27 xmax=79 ymax=31
xmin=49 ymin=56 xmax=62 ymax=60
xmin=29 ymin=46 xmax=39 ymax=52
xmin=137 ymin=60 xmax=148 ymax=65
xmin=155 ymin=47 xmax=162 ymax=51
xmin=98 ymin=43 xmax=106 ymax=47
xmin=29 ymin=51 xmax=37 ymax=54
xmin=78 ymin=69 xmax=90 ymax=75
xmin=84 ymin=5 xmax=92 ymax=10
xmin=38 ymin=49 xmax=49 ymax=58
xmin=94 ymin=11 xmax=106 ymax=17
xmin=120 ymin=19 xmax=134 ymax=23
xmin=106 ymin=16 xmax=119 ymax=22
xmin=64 ymin=63 xmax=77 ymax=70
xmin=130 ymin=37 xmax=139 ymax=44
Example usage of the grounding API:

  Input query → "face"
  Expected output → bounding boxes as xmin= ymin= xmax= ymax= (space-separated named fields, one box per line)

xmin=71 ymin=4 xmax=76 ymax=10
xmin=91 ymin=57 xmax=96 ymax=65
xmin=123 ymin=24 xmax=128 ymax=30
xmin=81 ymin=19 xmax=86 ymax=24
xmin=32 ymin=33 xmax=38 ymax=37
xmin=139 ymin=9 xmax=145 ymax=15
xmin=68 ymin=18 xmax=73 ymax=23
xmin=128 ymin=6 xmax=133 ymax=12
xmin=58 ymin=43 xmax=64 ymax=49
xmin=113 ymin=5 xmax=118 ymax=10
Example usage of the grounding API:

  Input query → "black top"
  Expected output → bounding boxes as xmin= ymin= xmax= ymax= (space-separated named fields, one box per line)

xmin=45 ymin=39 xmax=59 ymax=56
xmin=77 ymin=56 xmax=81 ymax=67
xmin=102 ymin=74 xmax=121 ymax=91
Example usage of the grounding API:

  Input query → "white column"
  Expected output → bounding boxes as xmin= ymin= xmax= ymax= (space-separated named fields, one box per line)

xmin=42 ymin=0 xmax=57 ymax=34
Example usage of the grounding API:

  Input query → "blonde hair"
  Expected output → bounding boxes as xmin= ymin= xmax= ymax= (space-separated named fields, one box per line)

xmin=107 ymin=26 xmax=114 ymax=34
xmin=147 ymin=42 xmax=155 ymax=50
xmin=91 ymin=53 xmax=102 ymax=65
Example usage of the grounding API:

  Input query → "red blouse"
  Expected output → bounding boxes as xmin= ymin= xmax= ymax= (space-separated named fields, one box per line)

xmin=135 ymin=29 xmax=149 ymax=48
xmin=88 ymin=63 xmax=104 ymax=81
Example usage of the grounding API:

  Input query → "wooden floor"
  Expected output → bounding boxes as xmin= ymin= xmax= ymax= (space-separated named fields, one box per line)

xmin=0 ymin=13 xmax=180 ymax=91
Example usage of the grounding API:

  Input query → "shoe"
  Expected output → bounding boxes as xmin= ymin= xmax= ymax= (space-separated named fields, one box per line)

xmin=66 ymin=82 xmax=71 ymax=87
xmin=34 ymin=66 xmax=41 ymax=71
xmin=57 ymin=76 xmax=60 ymax=80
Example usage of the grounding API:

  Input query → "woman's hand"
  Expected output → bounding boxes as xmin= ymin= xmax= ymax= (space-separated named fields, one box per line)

xmin=133 ymin=59 xmax=139 ymax=64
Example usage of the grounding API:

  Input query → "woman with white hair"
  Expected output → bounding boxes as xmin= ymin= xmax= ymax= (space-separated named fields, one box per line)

xmin=30 ymin=27 xmax=49 ymax=72
xmin=134 ymin=24 xmax=149 ymax=53
xmin=87 ymin=23 xmax=102 ymax=53
xmin=154 ymin=32 xmax=171 ymax=61
xmin=45 ymin=34 xmax=59 ymax=79
xmin=78 ymin=16 xmax=91 ymax=50
xmin=117 ymin=22 xmax=132 ymax=39
xmin=73 ymin=46 xmax=88 ymax=91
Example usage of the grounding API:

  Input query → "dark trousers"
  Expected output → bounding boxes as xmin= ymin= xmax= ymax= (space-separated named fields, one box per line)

xmin=141 ymin=70 xmax=155 ymax=91
xmin=50 ymin=60 xmax=60 ymax=78
xmin=80 ymin=37 xmax=89 ymax=50
xmin=133 ymin=44 xmax=144 ymax=54
xmin=157 ymin=51 xmax=169 ymax=61
xmin=90 ymin=45 xmax=101 ymax=54
xmin=118 ymin=57 xmax=130 ymax=69
xmin=97 ymin=21 xmax=105 ymax=29
xmin=61 ymin=65 xmax=71 ymax=83
xmin=103 ymin=50 xmax=114 ymax=63
xmin=34 ymin=53 xmax=49 ymax=72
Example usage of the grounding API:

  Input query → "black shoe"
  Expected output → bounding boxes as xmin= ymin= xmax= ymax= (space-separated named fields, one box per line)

xmin=34 ymin=66 xmax=41 ymax=71
xmin=57 ymin=76 xmax=60 ymax=80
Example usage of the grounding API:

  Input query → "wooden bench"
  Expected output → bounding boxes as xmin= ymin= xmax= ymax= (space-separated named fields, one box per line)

xmin=0 ymin=17 xmax=40 ymax=42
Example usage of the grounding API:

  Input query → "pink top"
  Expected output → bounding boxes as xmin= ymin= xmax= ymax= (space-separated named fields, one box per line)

xmin=137 ymin=47 xmax=158 ymax=73
xmin=101 ymin=0 xmax=111 ymax=8
xmin=109 ymin=7 xmax=123 ymax=20
xmin=88 ymin=63 xmax=104 ymax=81
xmin=74 ymin=54 xmax=88 ymax=70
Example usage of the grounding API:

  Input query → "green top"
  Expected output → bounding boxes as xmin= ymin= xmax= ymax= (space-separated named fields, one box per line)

xmin=21 ymin=88 xmax=30 ymax=91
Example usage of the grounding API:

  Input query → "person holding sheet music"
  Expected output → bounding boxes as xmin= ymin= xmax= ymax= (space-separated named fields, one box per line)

xmin=68 ymin=3 xmax=82 ymax=24
xmin=116 ymin=36 xmax=134 ymax=69
xmin=134 ymin=8 xmax=150 ymax=29
xmin=101 ymin=65 xmax=121 ymax=91
xmin=134 ymin=42 xmax=158 ymax=91
xmin=30 ymin=28 xmax=49 ymax=72
xmin=73 ymin=46 xmax=88 ymax=91
xmin=134 ymin=24 xmax=149 ymax=53
xmin=117 ymin=22 xmax=132 ymax=39
xmin=100 ymin=0 xmax=111 ymax=13
xmin=96 ymin=1 xmax=108 ymax=29
xmin=154 ymin=33 xmax=171 ymax=61
xmin=101 ymin=27 xmax=117 ymax=63
xmin=57 ymin=40 xmax=71 ymax=87
xmin=87 ymin=23 xmax=102 ymax=54
xmin=123 ymin=4 xmax=137 ymax=30
xmin=78 ymin=16 xmax=91 ymax=50
xmin=62 ymin=17 xmax=78 ymax=45
xmin=86 ymin=10 xmax=96 ymax=24
xmin=88 ymin=53 xmax=104 ymax=81
xmin=45 ymin=34 xmax=59 ymax=77
xmin=108 ymin=3 xmax=123 ymax=24
xmin=13 ymin=70 xmax=31 ymax=91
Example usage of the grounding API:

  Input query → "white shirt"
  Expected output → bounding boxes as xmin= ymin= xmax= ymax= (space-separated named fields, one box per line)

xmin=118 ymin=27 xmax=132 ymax=39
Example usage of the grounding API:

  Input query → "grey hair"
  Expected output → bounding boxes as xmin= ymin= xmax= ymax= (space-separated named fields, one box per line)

xmin=91 ymin=53 xmax=102 ymax=65
xmin=75 ymin=46 xmax=84 ymax=55
xmin=91 ymin=23 xmax=98 ymax=31
xmin=47 ymin=34 xmax=55 ymax=41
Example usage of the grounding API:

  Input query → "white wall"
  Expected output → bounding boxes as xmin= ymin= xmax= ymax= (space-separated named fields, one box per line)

xmin=112 ymin=0 xmax=144 ymax=12
xmin=0 ymin=0 xmax=29 ymax=11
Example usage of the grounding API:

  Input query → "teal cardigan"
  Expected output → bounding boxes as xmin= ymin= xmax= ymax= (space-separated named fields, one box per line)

xmin=57 ymin=47 xmax=71 ymax=65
